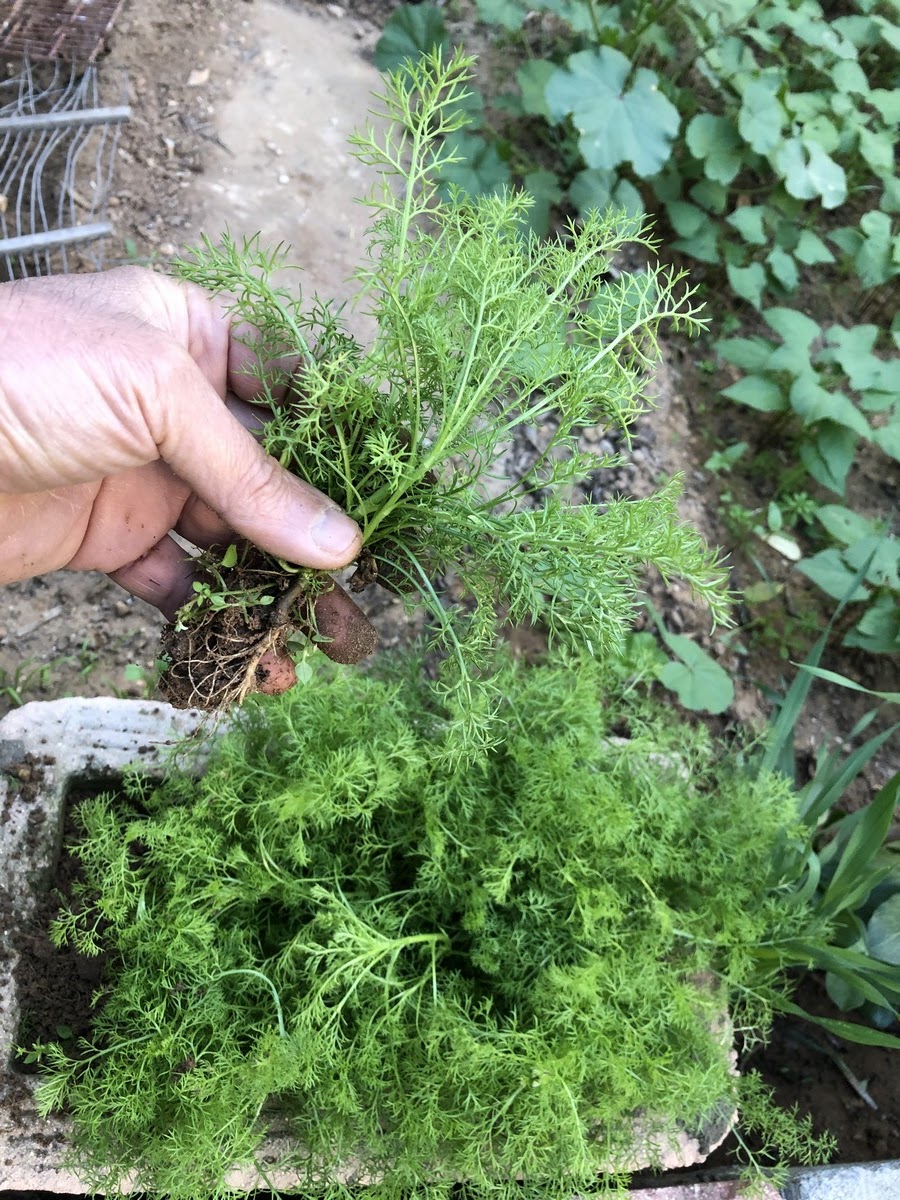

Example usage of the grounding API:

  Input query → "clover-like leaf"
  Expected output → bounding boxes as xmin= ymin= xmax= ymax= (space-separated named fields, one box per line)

xmin=855 ymin=210 xmax=894 ymax=287
xmin=823 ymin=324 xmax=893 ymax=391
xmin=794 ymin=229 xmax=834 ymax=265
xmin=767 ymin=246 xmax=799 ymax=290
xmin=858 ymin=125 xmax=894 ymax=176
xmin=874 ymin=418 xmax=900 ymax=461
xmin=844 ymin=594 xmax=900 ymax=653
xmin=727 ymin=205 xmax=768 ymax=244
xmin=546 ymin=48 xmax=680 ymax=177
xmin=804 ymin=142 xmax=848 ymax=208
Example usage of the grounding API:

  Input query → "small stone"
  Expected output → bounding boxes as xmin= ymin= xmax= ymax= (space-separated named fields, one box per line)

xmin=114 ymin=600 xmax=131 ymax=617
xmin=326 ymin=3 xmax=346 ymax=15
xmin=277 ymin=173 xmax=290 ymax=185
xmin=159 ymin=242 xmax=177 ymax=256
xmin=187 ymin=67 xmax=210 ymax=87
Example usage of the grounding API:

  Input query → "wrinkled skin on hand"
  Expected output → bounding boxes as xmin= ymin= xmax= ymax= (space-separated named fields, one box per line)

xmin=0 ymin=267 xmax=376 ymax=676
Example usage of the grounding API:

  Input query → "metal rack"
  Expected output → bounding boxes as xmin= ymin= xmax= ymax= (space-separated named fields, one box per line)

xmin=0 ymin=58 xmax=130 ymax=277
xmin=0 ymin=0 xmax=128 ymax=63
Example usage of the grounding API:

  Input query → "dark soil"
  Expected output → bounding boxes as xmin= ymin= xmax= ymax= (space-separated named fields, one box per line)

xmin=743 ymin=977 xmax=900 ymax=1164
xmin=9 ymin=804 xmax=104 ymax=1062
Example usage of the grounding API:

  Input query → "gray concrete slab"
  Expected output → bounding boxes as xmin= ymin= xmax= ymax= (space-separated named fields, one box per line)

xmin=783 ymin=1161 xmax=900 ymax=1200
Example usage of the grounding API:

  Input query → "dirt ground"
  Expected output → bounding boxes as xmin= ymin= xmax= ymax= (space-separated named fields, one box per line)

xmin=0 ymin=0 xmax=898 ymax=1174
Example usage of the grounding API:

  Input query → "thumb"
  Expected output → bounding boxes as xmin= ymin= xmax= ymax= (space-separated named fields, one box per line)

xmin=148 ymin=347 xmax=362 ymax=570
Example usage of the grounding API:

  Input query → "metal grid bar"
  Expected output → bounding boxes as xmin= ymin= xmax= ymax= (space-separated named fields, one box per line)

xmin=0 ymin=58 xmax=129 ymax=277
xmin=0 ymin=0 xmax=128 ymax=63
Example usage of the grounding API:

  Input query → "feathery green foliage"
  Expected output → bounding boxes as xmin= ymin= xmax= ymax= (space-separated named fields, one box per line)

xmin=40 ymin=650 xmax=833 ymax=1198
xmin=173 ymin=51 xmax=727 ymax=752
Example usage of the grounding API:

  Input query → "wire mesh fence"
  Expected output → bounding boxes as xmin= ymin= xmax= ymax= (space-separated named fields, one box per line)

xmin=0 ymin=58 xmax=130 ymax=279
xmin=0 ymin=0 xmax=128 ymax=63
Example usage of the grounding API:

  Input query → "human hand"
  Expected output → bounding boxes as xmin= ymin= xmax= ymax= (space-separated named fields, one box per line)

xmin=0 ymin=266 xmax=374 ymax=663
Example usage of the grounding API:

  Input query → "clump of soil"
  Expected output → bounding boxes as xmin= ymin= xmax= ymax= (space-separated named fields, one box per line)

xmin=158 ymin=553 xmax=378 ymax=710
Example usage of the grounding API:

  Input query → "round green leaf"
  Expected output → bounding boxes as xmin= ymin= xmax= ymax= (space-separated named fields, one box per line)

xmin=767 ymin=246 xmax=799 ymax=291
xmin=870 ymin=87 xmax=900 ymax=124
xmin=796 ymin=549 xmax=869 ymax=601
xmin=775 ymin=138 xmax=847 ymax=207
xmin=438 ymin=133 xmax=511 ymax=200
xmin=738 ymin=77 xmax=785 ymax=153
xmin=374 ymin=4 xmax=449 ymax=72
xmin=805 ymin=143 xmax=848 ymax=208
xmin=722 ymin=375 xmax=786 ymax=412
xmin=667 ymin=200 xmax=705 ymax=237
xmin=726 ymin=205 xmax=768 ymax=245
xmin=725 ymin=261 xmax=766 ymax=309
xmin=867 ymin=894 xmax=900 ymax=965
xmin=546 ymin=48 xmax=680 ymax=177
xmin=517 ymin=60 xmax=555 ymax=121
xmin=568 ymin=167 xmax=614 ymax=214
xmin=816 ymin=504 xmax=885 ymax=545
xmin=685 ymin=113 xmax=742 ymax=184
xmin=659 ymin=650 xmax=734 ymax=715
xmin=825 ymin=970 xmax=866 ymax=1012
xmin=474 ymin=0 xmax=525 ymax=32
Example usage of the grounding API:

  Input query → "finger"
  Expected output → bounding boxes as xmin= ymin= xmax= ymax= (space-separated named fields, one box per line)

xmin=227 ymin=316 xmax=300 ymax=404
xmin=174 ymin=493 xmax=234 ymax=550
xmin=225 ymin=391 xmax=271 ymax=436
xmin=145 ymin=345 xmax=362 ymax=571
xmin=108 ymin=534 xmax=197 ymax=620
xmin=171 ymin=394 xmax=273 ymax=548
xmin=313 ymin=584 xmax=378 ymax=664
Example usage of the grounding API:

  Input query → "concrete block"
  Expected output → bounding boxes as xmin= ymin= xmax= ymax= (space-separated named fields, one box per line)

xmin=782 ymin=1161 xmax=900 ymax=1200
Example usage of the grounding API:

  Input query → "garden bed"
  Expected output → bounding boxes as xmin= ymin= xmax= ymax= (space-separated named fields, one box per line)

xmin=2 ymin=699 xmax=898 ymax=1198
xmin=1 ymin=696 xmax=740 ymax=1194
